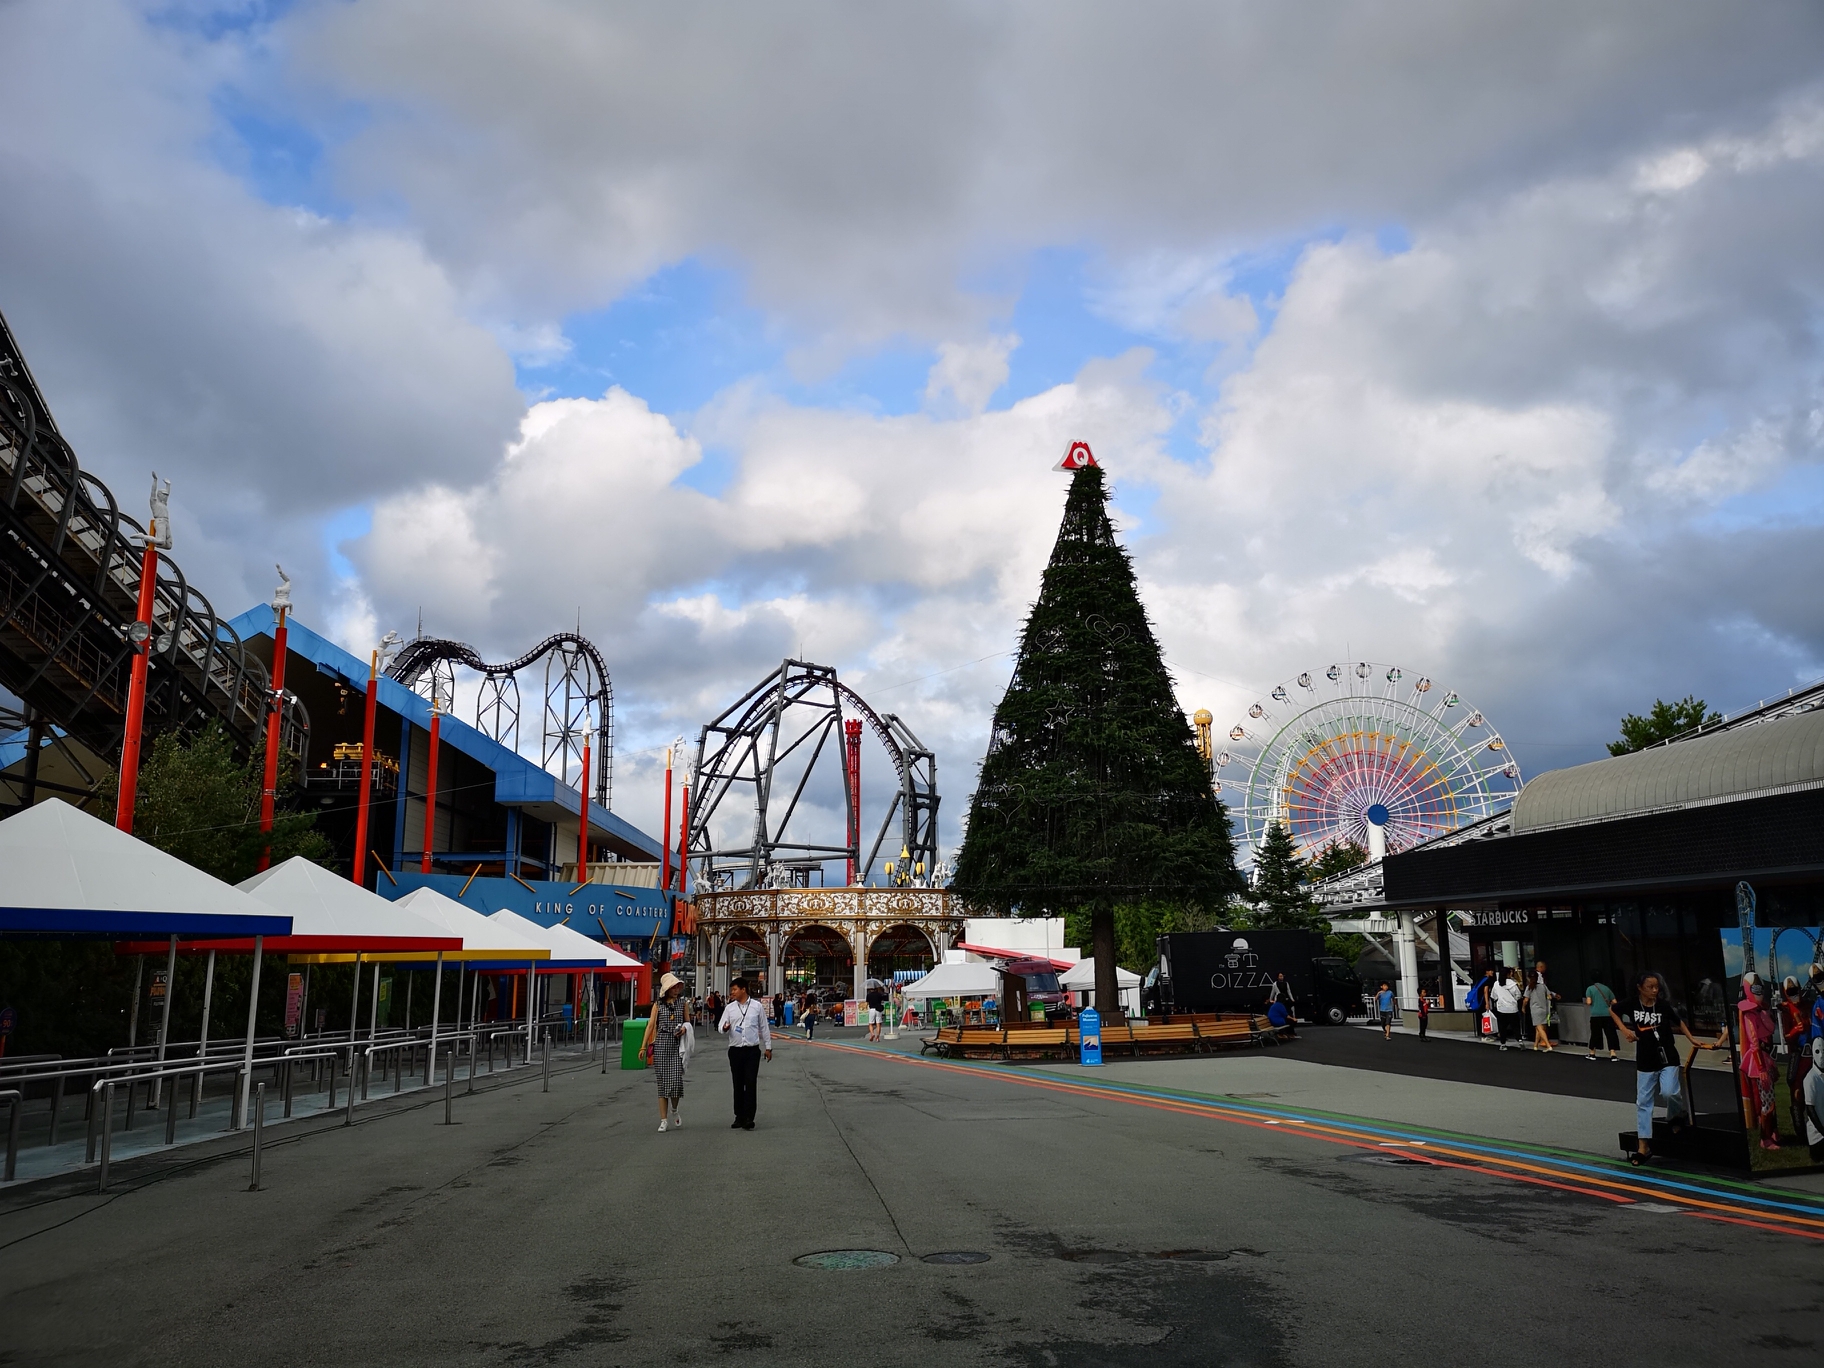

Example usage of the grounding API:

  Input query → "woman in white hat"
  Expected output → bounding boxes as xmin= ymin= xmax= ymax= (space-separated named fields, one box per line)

xmin=642 ymin=973 xmax=690 ymax=1132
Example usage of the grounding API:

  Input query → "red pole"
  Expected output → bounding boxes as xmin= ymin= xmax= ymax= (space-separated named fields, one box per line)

xmin=844 ymin=719 xmax=862 ymax=886
xmin=577 ymin=740 xmax=592 ymax=879
xmin=676 ymin=783 xmax=689 ymax=896
xmin=659 ymin=747 xmax=674 ymax=891
xmin=352 ymin=649 xmax=379 ymax=887
xmin=115 ymin=540 xmax=161 ymax=832
xmin=421 ymin=701 xmax=441 ymax=875
xmin=255 ymin=607 xmax=289 ymax=871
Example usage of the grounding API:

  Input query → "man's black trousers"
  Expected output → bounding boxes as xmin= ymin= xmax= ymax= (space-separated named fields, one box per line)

xmin=729 ymin=1045 xmax=761 ymax=1124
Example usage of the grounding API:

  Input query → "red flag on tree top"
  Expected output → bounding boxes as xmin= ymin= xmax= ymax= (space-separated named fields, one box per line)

xmin=1055 ymin=440 xmax=1097 ymax=471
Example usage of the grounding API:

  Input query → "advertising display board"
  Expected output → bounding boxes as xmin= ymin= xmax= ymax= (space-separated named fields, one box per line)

xmin=284 ymin=972 xmax=304 ymax=1038
xmin=1719 ymin=920 xmax=1824 ymax=1174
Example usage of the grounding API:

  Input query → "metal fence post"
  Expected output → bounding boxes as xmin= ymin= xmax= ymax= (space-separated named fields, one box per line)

xmin=443 ymin=1048 xmax=454 ymax=1125
xmin=249 ymin=1082 xmax=266 ymax=1190
xmin=2 ymin=1090 xmax=20 ymax=1182
xmin=466 ymin=1036 xmax=476 ymax=1095
xmin=86 ymin=1083 xmax=100 ymax=1165
xmin=165 ymin=1077 xmax=180 ymax=1146
xmin=542 ymin=1030 xmax=551 ymax=1093
xmin=362 ymin=1049 xmax=372 ymax=1101
xmin=97 ymin=1081 xmax=115 ymax=1193
xmin=48 ymin=1074 xmax=64 ymax=1148
xmin=344 ymin=1053 xmax=357 ymax=1127
xmin=326 ymin=1053 xmax=337 ymax=1110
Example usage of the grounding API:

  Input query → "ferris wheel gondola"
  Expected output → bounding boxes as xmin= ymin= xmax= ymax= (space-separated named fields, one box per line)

xmin=1218 ymin=661 xmax=1521 ymax=864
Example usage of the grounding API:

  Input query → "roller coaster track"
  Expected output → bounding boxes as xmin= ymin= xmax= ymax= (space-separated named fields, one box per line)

xmin=0 ymin=309 xmax=302 ymax=773
xmin=689 ymin=659 xmax=938 ymax=888
xmin=387 ymin=632 xmax=613 ymax=808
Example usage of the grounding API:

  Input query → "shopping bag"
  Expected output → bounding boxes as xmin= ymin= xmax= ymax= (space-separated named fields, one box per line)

xmin=1482 ymin=1010 xmax=1496 ymax=1035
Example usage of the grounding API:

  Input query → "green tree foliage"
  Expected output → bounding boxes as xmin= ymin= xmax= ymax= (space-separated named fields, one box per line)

xmin=96 ymin=722 xmax=331 ymax=882
xmin=1307 ymin=840 xmax=1368 ymax=882
xmin=1065 ymin=900 xmax=1235 ymax=974
xmin=1607 ymin=695 xmax=1721 ymax=756
xmin=0 ymin=725 xmax=331 ymax=1057
xmin=955 ymin=463 xmax=1243 ymax=1012
xmin=1246 ymin=822 xmax=1326 ymax=932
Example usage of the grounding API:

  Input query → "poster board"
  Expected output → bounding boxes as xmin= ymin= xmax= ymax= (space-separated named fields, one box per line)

xmin=1718 ymin=925 xmax=1824 ymax=1174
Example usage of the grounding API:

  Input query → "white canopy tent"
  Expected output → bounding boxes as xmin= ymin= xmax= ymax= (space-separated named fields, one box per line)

xmin=897 ymin=961 xmax=1002 ymax=1001
xmin=0 ymin=799 xmax=291 ymax=938
xmin=1059 ymin=957 xmax=1143 ymax=1015
xmin=1058 ymin=958 xmax=1142 ymax=991
xmin=0 ymin=799 xmax=296 ymax=1129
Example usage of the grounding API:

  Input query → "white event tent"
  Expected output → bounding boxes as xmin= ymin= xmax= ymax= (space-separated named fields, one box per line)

xmin=896 ymin=961 xmax=1002 ymax=1002
xmin=0 ymin=798 xmax=292 ymax=938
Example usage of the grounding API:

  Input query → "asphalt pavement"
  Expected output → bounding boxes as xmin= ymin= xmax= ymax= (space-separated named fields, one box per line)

xmin=1 ymin=1030 xmax=1819 ymax=1367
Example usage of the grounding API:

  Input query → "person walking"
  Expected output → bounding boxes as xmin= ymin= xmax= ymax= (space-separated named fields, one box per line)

xmin=1491 ymin=968 xmax=1524 ymax=1051
xmin=1615 ymin=971 xmax=1727 ymax=1165
xmin=641 ymin=973 xmax=690 ymax=1133
xmin=1584 ymin=978 xmax=1620 ymax=1061
xmin=1526 ymin=969 xmax=1557 ymax=1052
xmin=1468 ymin=968 xmax=1495 ymax=1042
xmin=718 ymin=976 xmax=772 ymax=1130
xmin=1376 ymin=982 xmax=1395 ymax=1040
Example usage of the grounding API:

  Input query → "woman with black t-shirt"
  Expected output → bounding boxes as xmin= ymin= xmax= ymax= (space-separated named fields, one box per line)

xmin=1614 ymin=972 xmax=1727 ymax=1166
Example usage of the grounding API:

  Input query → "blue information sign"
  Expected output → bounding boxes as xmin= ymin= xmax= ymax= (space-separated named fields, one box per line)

xmin=1078 ymin=1007 xmax=1103 ymax=1066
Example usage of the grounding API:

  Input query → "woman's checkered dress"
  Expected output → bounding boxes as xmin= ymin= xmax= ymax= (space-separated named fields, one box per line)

xmin=651 ymin=1000 xmax=687 ymax=1099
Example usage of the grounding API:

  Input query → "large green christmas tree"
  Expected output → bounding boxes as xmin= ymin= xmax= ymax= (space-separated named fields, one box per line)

xmin=954 ymin=460 xmax=1241 ymax=1015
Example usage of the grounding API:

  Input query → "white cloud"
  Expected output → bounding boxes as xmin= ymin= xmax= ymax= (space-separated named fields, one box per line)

xmin=924 ymin=335 xmax=1018 ymax=417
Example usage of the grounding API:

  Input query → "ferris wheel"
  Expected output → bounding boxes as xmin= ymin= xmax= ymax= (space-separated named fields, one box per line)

xmin=1215 ymin=662 xmax=1521 ymax=864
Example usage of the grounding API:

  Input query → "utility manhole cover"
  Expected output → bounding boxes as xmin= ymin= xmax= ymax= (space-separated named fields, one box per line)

xmin=794 ymin=1250 xmax=901 ymax=1270
xmin=923 ymin=1251 xmax=991 ymax=1265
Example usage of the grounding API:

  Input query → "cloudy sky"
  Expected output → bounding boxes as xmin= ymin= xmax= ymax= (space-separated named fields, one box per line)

xmin=4 ymin=1 xmax=1823 ymax=864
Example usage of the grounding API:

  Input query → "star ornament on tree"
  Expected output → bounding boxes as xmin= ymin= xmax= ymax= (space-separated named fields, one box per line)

xmin=1054 ymin=440 xmax=1098 ymax=472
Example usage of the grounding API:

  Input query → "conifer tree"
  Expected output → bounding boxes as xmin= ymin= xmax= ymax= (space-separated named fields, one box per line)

xmin=1248 ymin=821 xmax=1325 ymax=932
xmin=954 ymin=461 xmax=1242 ymax=1014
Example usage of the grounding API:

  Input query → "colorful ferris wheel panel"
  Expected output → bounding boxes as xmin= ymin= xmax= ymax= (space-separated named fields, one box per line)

xmin=1215 ymin=662 xmax=1520 ymax=863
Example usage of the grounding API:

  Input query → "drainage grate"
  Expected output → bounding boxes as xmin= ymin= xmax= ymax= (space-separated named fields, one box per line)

xmin=794 ymin=1250 xmax=901 ymax=1270
xmin=923 ymin=1251 xmax=991 ymax=1265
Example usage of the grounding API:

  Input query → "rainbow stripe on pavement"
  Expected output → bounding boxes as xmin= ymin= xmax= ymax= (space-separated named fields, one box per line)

xmin=793 ymin=1037 xmax=1824 ymax=1242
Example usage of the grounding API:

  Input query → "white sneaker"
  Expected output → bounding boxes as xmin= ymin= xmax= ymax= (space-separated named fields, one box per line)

xmin=671 ymin=1111 xmax=682 ymax=1128
xmin=657 ymin=1119 xmax=669 ymax=1133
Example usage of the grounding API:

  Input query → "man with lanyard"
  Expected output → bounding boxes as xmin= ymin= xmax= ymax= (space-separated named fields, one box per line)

xmin=718 ymin=976 xmax=773 ymax=1130
xmin=1614 ymin=971 xmax=1726 ymax=1166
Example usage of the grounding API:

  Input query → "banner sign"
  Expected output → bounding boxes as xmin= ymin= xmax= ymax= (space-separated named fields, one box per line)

xmin=284 ymin=973 xmax=304 ymax=1038
xmin=383 ymin=872 xmax=673 ymax=941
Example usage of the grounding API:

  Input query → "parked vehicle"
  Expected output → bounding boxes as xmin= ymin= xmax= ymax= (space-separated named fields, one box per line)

xmin=1149 ymin=930 xmax=1364 ymax=1024
xmin=1000 ymin=957 xmax=1069 ymax=1018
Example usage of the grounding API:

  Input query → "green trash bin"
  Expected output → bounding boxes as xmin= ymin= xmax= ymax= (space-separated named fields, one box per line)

xmin=622 ymin=1018 xmax=650 ymax=1070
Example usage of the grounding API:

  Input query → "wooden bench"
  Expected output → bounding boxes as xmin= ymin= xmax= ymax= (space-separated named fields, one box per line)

xmin=920 ymin=1025 xmax=964 ymax=1056
xmin=1000 ymin=1027 xmax=1072 ymax=1061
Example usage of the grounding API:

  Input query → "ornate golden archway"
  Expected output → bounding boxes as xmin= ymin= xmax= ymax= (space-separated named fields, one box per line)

xmin=694 ymin=888 xmax=968 ymax=1000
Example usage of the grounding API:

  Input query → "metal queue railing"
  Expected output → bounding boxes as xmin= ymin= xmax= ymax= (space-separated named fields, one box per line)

xmin=1 ymin=1020 xmax=587 ymax=1194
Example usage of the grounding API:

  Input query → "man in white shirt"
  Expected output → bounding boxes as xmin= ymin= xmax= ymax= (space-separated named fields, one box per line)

xmin=718 ymin=977 xmax=773 ymax=1130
